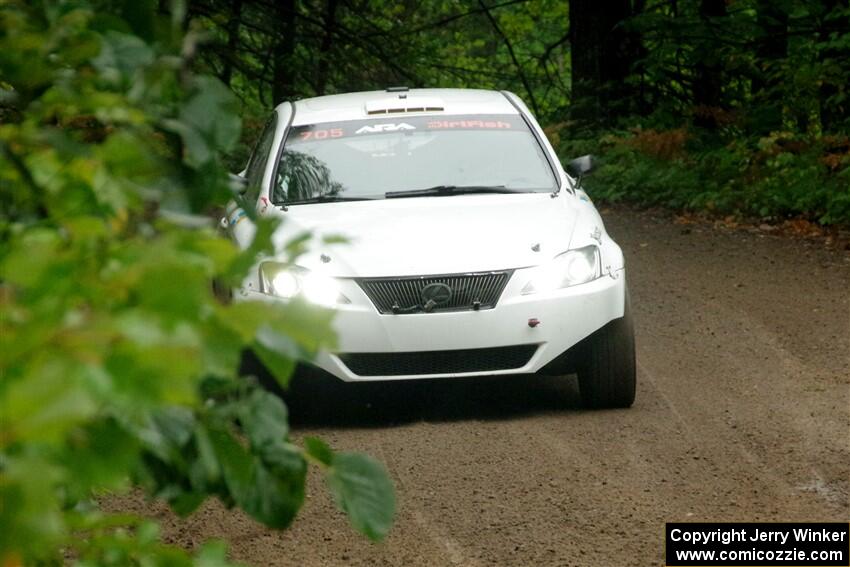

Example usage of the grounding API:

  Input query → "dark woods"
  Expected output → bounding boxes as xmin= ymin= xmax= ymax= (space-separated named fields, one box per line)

xmin=4 ymin=1 xmax=849 ymax=224
xmin=191 ymin=0 xmax=848 ymax=131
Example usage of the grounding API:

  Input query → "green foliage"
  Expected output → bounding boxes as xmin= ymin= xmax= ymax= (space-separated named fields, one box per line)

xmin=557 ymin=0 xmax=850 ymax=226
xmin=558 ymin=127 xmax=850 ymax=225
xmin=324 ymin=452 xmax=396 ymax=541
xmin=304 ymin=436 xmax=395 ymax=541
xmin=190 ymin=0 xmax=571 ymax=131
xmin=0 ymin=1 xmax=394 ymax=565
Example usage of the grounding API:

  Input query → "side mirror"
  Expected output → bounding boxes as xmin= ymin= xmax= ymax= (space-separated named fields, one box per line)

xmin=566 ymin=154 xmax=594 ymax=179
xmin=229 ymin=173 xmax=248 ymax=195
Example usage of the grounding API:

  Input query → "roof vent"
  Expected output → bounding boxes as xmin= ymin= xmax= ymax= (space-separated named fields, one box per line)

xmin=365 ymin=97 xmax=445 ymax=115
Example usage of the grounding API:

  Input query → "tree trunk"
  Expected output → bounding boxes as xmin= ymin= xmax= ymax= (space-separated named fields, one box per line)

xmin=818 ymin=0 xmax=849 ymax=131
xmin=692 ymin=0 xmax=726 ymax=129
xmin=221 ymin=0 xmax=243 ymax=87
xmin=272 ymin=0 xmax=298 ymax=104
xmin=316 ymin=0 xmax=339 ymax=96
xmin=569 ymin=0 xmax=639 ymax=126
xmin=752 ymin=0 xmax=788 ymax=133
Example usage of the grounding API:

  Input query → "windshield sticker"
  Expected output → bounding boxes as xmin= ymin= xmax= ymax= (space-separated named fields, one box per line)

xmin=427 ymin=119 xmax=512 ymax=129
xmin=355 ymin=122 xmax=416 ymax=134
xmin=297 ymin=128 xmax=343 ymax=141
xmin=288 ymin=114 xmax=526 ymax=143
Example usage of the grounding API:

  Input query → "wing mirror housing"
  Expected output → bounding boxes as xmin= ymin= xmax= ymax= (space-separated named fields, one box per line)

xmin=566 ymin=154 xmax=594 ymax=179
xmin=565 ymin=154 xmax=595 ymax=191
xmin=229 ymin=173 xmax=248 ymax=194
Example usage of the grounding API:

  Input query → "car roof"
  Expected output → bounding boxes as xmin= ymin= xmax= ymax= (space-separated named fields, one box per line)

xmin=284 ymin=88 xmax=519 ymax=126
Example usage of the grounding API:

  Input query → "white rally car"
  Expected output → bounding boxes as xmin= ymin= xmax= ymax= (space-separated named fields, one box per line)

xmin=227 ymin=88 xmax=635 ymax=408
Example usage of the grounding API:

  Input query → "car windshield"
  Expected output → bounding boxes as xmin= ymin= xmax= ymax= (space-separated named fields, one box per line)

xmin=272 ymin=114 xmax=558 ymax=204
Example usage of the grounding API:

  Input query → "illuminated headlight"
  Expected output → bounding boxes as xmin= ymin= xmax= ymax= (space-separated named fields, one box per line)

xmin=259 ymin=262 xmax=350 ymax=306
xmin=521 ymin=245 xmax=601 ymax=294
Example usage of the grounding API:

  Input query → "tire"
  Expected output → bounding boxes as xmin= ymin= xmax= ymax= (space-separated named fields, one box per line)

xmin=577 ymin=288 xmax=636 ymax=409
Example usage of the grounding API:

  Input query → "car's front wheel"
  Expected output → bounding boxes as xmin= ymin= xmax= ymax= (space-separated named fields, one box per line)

xmin=576 ymin=289 xmax=636 ymax=409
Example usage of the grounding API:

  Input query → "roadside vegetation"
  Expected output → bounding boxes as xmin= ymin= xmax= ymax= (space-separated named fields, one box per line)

xmin=555 ymin=1 xmax=850 ymax=227
xmin=1 ymin=3 xmax=393 ymax=565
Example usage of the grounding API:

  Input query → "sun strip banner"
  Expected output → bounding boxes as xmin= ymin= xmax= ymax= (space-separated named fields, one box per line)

xmin=287 ymin=114 xmax=527 ymax=143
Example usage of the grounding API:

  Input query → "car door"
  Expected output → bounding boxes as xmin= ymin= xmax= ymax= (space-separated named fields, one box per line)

xmin=225 ymin=113 xmax=278 ymax=246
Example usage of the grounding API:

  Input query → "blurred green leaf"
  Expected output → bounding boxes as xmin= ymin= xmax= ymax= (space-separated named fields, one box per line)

xmin=303 ymin=436 xmax=333 ymax=467
xmin=238 ymin=388 xmax=289 ymax=452
xmin=167 ymin=77 xmax=241 ymax=167
xmin=325 ymin=453 xmax=396 ymax=541
xmin=93 ymin=30 xmax=154 ymax=85
xmin=60 ymin=418 xmax=140 ymax=500
xmin=208 ymin=427 xmax=305 ymax=529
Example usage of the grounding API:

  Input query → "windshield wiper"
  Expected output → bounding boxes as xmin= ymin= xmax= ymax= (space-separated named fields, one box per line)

xmin=284 ymin=194 xmax=375 ymax=205
xmin=384 ymin=185 xmax=522 ymax=199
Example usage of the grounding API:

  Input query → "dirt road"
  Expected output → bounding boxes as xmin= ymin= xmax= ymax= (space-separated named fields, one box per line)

xmin=119 ymin=207 xmax=850 ymax=566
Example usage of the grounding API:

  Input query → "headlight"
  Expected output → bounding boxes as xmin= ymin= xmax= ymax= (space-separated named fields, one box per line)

xmin=521 ymin=245 xmax=601 ymax=294
xmin=259 ymin=262 xmax=350 ymax=306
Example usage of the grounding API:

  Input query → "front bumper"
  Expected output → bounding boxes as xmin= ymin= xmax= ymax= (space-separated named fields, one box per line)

xmin=242 ymin=270 xmax=625 ymax=381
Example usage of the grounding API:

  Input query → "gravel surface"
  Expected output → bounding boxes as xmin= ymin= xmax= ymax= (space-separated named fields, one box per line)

xmin=112 ymin=206 xmax=850 ymax=566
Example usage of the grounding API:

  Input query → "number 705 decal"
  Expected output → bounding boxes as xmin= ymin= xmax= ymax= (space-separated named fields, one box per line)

xmin=299 ymin=128 xmax=343 ymax=141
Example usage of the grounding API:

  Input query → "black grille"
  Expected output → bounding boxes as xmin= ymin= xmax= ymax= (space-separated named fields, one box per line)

xmin=339 ymin=345 xmax=538 ymax=377
xmin=357 ymin=271 xmax=512 ymax=314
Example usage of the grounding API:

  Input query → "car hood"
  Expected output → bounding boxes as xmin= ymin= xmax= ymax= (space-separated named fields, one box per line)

xmin=268 ymin=193 xmax=578 ymax=277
